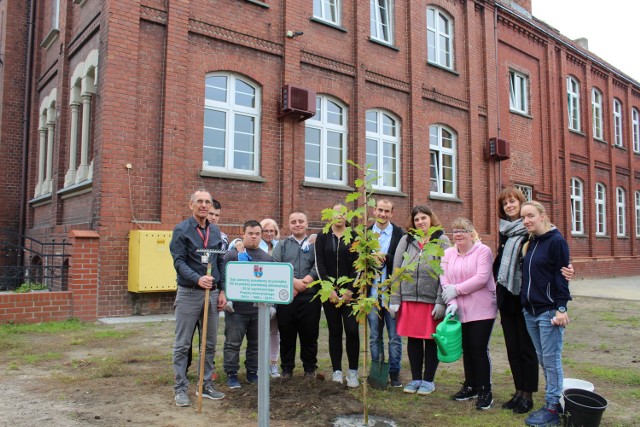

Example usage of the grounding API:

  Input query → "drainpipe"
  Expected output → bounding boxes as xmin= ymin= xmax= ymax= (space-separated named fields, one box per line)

xmin=19 ymin=0 xmax=37 ymax=264
xmin=493 ymin=3 xmax=502 ymax=190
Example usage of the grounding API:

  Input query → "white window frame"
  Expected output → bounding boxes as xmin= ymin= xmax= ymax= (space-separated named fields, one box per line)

xmin=370 ymin=0 xmax=393 ymax=45
xmin=313 ymin=0 xmax=341 ymax=26
xmin=509 ymin=70 xmax=529 ymax=114
xmin=595 ymin=183 xmax=606 ymax=236
xmin=203 ymin=73 xmax=261 ymax=176
xmin=567 ymin=76 xmax=581 ymax=131
xmin=515 ymin=184 xmax=533 ymax=201
xmin=365 ymin=109 xmax=400 ymax=191
xmin=429 ymin=125 xmax=456 ymax=198
xmin=570 ymin=178 xmax=584 ymax=235
xmin=632 ymin=107 xmax=639 ymax=153
xmin=635 ymin=191 xmax=640 ymax=238
xmin=616 ymin=187 xmax=626 ymax=237
xmin=426 ymin=7 xmax=453 ymax=69
xmin=613 ymin=98 xmax=623 ymax=147
xmin=51 ymin=0 xmax=60 ymax=30
xmin=591 ymin=88 xmax=603 ymax=140
xmin=305 ymin=95 xmax=347 ymax=184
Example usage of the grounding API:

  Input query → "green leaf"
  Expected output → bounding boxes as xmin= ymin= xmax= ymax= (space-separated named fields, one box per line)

xmin=345 ymin=192 xmax=361 ymax=203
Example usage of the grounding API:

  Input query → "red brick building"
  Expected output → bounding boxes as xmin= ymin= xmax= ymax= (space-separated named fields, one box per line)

xmin=1 ymin=0 xmax=638 ymax=321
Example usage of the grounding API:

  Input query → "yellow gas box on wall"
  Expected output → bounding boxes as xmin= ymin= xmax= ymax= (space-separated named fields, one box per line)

xmin=128 ymin=230 xmax=177 ymax=292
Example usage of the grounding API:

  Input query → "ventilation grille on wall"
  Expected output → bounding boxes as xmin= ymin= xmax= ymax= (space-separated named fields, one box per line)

xmin=486 ymin=137 xmax=510 ymax=160
xmin=280 ymin=84 xmax=316 ymax=121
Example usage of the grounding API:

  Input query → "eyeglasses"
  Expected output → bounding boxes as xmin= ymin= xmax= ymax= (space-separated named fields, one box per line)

xmin=263 ymin=229 xmax=276 ymax=234
xmin=452 ymin=229 xmax=470 ymax=235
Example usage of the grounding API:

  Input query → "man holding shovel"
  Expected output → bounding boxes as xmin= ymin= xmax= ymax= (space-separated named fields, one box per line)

xmin=170 ymin=189 xmax=226 ymax=407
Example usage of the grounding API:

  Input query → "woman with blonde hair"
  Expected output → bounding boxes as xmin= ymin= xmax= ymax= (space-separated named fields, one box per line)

xmin=260 ymin=218 xmax=281 ymax=377
xmin=441 ymin=217 xmax=497 ymax=410
xmin=520 ymin=201 xmax=571 ymax=427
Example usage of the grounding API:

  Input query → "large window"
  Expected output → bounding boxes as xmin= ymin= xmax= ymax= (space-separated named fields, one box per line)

xmin=635 ymin=191 xmax=640 ymax=238
xmin=34 ymin=89 xmax=57 ymax=198
xmin=429 ymin=125 xmax=456 ymax=197
xmin=305 ymin=95 xmax=347 ymax=184
xmin=509 ymin=70 xmax=528 ymax=114
xmin=570 ymin=178 xmax=584 ymax=235
xmin=366 ymin=110 xmax=400 ymax=191
xmin=591 ymin=88 xmax=603 ymax=140
xmin=426 ymin=7 xmax=453 ymax=69
xmin=313 ymin=0 xmax=341 ymax=26
xmin=567 ymin=77 xmax=581 ymax=131
xmin=203 ymin=74 xmax=260 ymax=175
xmin=632 ymin=107 xmax=639 ymax=153
xmin=613 ymin=98 xmax=623 ymax=147
xmin=595 ymin=183 xmax=606 ymax=236
xmin=370 ymin=0 xmax=393 ymax=45
xmin=616 ymin=187 xmax=626 ymax=237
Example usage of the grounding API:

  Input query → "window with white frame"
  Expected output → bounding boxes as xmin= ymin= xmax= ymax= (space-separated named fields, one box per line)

xmin=305 ymin=95 xmax=347 ymax=183
xmin=635 ymin=191 xmax=640 ymax=238
xmin=313 ymin=0 xmax=341 ymax=26
xmin=632 ymin=107 xmax=639 ymax=153
xmin=567 ymin=77 xmax=581 ymax=131
xmin=509 ymin=70 xmax=528 ymax=114
xmin=429 ymin=125 xmax=456 ymax=197
xmin=203 ymin=74 xmax=260 ymax=175
xmin=570 ymin=178 xmax=584 ymax=235
xmin=591 ymin=88 xmax=603 ymax=140
xmin=515 ymin=184 xmax=533 ymax=201
xmin=613 ymin=98 xmax=623 ymax=147
xmin=34 ymin=89 xmax=57 ymax=198
xmin=426 ymin=7 xmax=453 ymax=69
xmin=366 ymin=110 xmax=400 ymax=190
xmin=595 ymin=183 xmax=606 ymax=236
xmin=51 ymin=0 xmax=60 ymax=30
xmin=616 ymin=187 xmax=626 ymax=236
xmin=370 ymin=0 xmax=393 ymax=44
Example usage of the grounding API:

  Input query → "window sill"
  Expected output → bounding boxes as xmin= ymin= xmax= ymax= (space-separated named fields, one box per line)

xmin=199 ymin=169 xmax=267 ymax=183
xmin=73 ymin=0 xmax=88 ymax=5
xmin=612 ymin=143 xmax=626 ymax=151
xmin=302 ymin=181 xmax=354 ymax=192
xmin=426 ymin=61 xmax=459 ymax=76
xmin=593 ymin=137 xmax=608 ymax=145
xmin=310 ymin=17 xmax=347 ymax=32
xmin=429 ymin=194 xmax=462 ymax=203
xmin=58 ymin=180 xmax=93 ymax=199
xmin=616 ymin=235 xmax=629 ymax=239
xmin=570 ymin=233 xmax=587 ymax=238
xmin=368 ymin=37 xmax=399 ymax=51
xmin=372 ymin=188 xmax=407 ymax=197
xmin=595 ymin=234 xmax=609 ymax=239
xmin=245 ymin=0 xmax=269 ymax=8
xmin=568 ymin=129 xmax=586 ymax=137
xmin=41 ymin=28 xmax=60 ymax=49
xmin=509 ymin=109 xmax=532 ymax=119
xmin=30 ymin=193 xmax=52 ymax=207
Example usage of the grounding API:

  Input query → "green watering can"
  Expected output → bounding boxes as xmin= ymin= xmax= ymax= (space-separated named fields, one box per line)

xmin=431 ymin=313 xmax=462 ymax=363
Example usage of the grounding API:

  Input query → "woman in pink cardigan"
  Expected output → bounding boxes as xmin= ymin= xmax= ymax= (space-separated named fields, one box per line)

xmin=440 ymin=217 xmax=497 ymax=411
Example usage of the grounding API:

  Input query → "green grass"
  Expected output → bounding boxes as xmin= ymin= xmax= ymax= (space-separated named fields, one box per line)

xmin=92 ymin=330 xmax=134 ymax=340
xmin=599 ymin=312 xmax=640 ymax=327
xmin=22 ymin=352 xmax=63 ymax=364
xmin=0 ymin=319 xmax=85 ymax=335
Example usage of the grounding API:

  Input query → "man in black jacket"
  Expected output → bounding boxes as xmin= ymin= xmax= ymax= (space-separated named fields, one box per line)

xmin=367 ymin=199 xmax=406 ymax=387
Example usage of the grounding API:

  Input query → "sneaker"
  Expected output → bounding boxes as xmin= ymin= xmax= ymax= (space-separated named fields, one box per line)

xmin=525 ymin=405 xmax=560 ymax=427
xmin=513 ymin=397 xmax=534 ymax=414
xmin=332 ymin=370 xmax=343 ymax=383
xmin=417 ymin=381 xmax=435 ymax=395
xmin=452 ymin=383 xmax=478 ymax=401
xmin=403 ymin=380 xmax=421 ymax=394
xmin=175 ymin=389 xmax=191 ymax=407
xmin=346 ymin=369 xmax=359 ymax=388
xmin=197 ymin=383 xmax=225 ymax=400
xmin=304 ymin=369 xmax=316 ymax=378
xmin=227 ymin=374 xmax=241 ymax=389
xmin=389 ymin=372 xmax=403 ymax=388
xmin=246 ymin=371 xmax=258 ymax=384
xmin=475 ymin=387 xmax=493 ymax=410
xmin=270 ymin=363 xmax=281 ymax=378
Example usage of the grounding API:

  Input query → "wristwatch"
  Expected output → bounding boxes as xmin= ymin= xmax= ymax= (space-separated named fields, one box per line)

xmin=557 ymin=306 xmax=567 ymax=313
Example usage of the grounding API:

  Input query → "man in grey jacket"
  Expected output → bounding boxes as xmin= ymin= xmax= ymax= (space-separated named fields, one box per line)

xmin=272 ymin=211 xmax=320 ymax=378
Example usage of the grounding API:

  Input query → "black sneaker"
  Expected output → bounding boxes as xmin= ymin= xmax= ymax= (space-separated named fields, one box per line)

xmin=475 ymin=387 xmax=493 ymax=410
xmin=389 ymin=372 xmax=403 ymax=388
xmin=246 ymin=371 xmax=258 ymax=384
xmin=452 ymin=384 xmax=478 ymax=401
xmin=197 ymin=383 xmax=225 ymax=400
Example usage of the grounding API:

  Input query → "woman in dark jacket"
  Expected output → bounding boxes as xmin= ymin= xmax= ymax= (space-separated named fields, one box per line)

xmin=315 ymin=203 xmax=360 ymax=388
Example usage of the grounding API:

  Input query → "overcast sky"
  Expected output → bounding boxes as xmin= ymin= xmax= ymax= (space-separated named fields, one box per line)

xmin=532 ymin=0 xmax=640 ymax=82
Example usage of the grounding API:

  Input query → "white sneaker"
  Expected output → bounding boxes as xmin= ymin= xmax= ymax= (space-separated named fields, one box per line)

xmin=346 ymin=369 xmax=359 ymax=388
xmin=332 ymin=370 xmax=343 ymax=383
xmin=269 ymin=363 xmax=281 ymax=378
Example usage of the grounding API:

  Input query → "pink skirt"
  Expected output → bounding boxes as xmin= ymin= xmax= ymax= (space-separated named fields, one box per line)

xmin=396 ymin=301 xmax=442 ymax=339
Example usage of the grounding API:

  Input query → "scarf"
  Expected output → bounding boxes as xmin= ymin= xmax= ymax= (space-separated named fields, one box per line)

xmin=497 ymin=218 xmax=528 ymax=295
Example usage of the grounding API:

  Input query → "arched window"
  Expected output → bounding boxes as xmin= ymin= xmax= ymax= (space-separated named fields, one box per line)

xmin=366 ymin=109 xmax=400 ymax=190
xmin=570 ymin=178 xmax=584 ymax=235
xmin=305 ymin=95 xmax=347 ymax=183
xmin=427 ymin=7 xmax=453 ymax=69
xmin=567 ymin=76 xmax=581 ymax=131
xmin=591 ymin=88 xmax=603 ymax=140
xmin=613 ymin=98 xmax=623 ymax=147
xmin=203 ymin=74 xmax=261 ymax=174
xmin=635 ymin=191 xmax=640 ymax=238
xmin=429 ymin=125 xmax=456 ymax=197
xmin=631 ymin=107 xmax=639 ymax=153
xmin=595 ymin=183 xmax=606 ymax=236
xmin=616 ymin=187 xmax=626 ymax=237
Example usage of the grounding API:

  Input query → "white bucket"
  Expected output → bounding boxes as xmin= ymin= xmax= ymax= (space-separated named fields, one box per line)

xmin=560 ymin=378 xmax=595 ymax=409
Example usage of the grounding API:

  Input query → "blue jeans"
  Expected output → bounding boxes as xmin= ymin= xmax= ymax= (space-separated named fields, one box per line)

xmin=367 ymin=306 xmax=402 ymax=374
xmin=523 ymin=309 xmax=565 ymax=406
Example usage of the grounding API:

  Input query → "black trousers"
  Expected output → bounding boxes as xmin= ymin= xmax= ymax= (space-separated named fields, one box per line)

xmin=499 ymin=292 xmax=539 ymax=393
xmin=323 ymin=300 xmax=360 ymax=371
xmin=277 ymin=296 xmax=321 ymax=373
xmin=461 ymin=318 xmax=495 ymax=389
xmin=407 ymin=337 xmax=439 ymax=382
